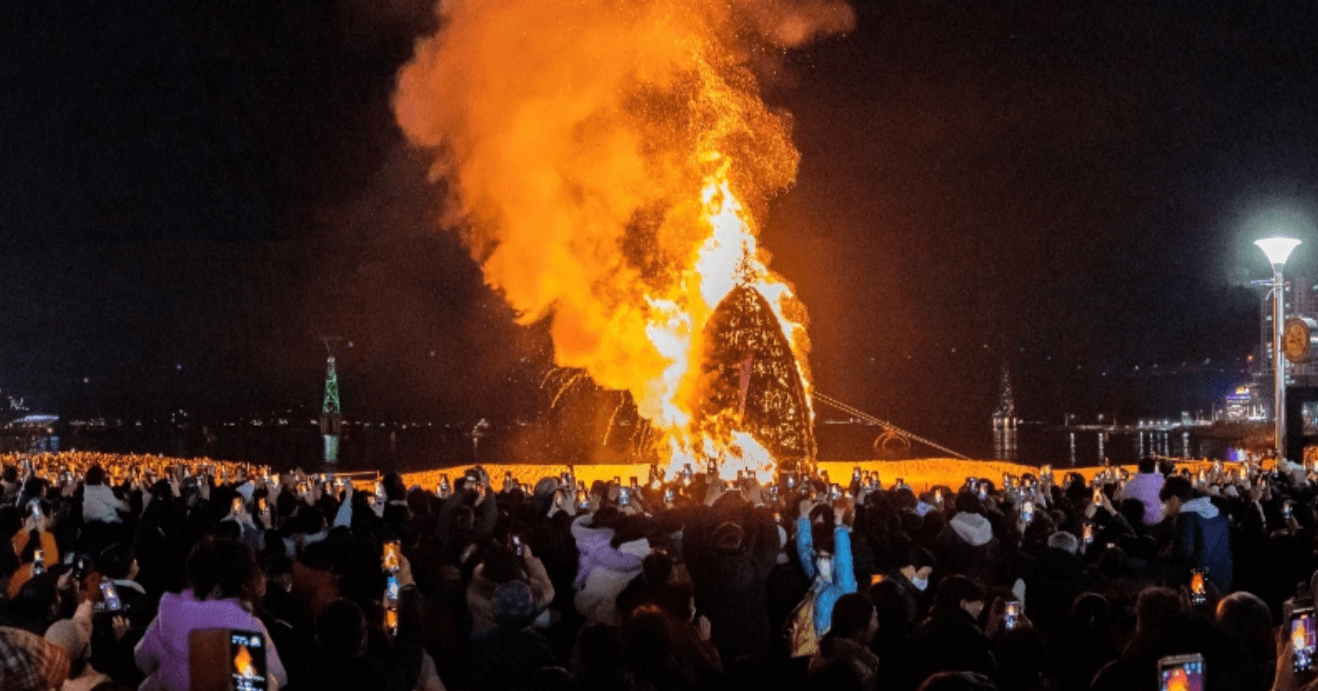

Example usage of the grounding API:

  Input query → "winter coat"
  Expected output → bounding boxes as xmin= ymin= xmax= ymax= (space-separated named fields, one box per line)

xmin=1123 ymin=473 xmax=1166 ymax=526
xmin=796 ymin=516 xmax=857 ymax=637
xmin=467 ymin=556 xmax=556 ymax=634
xmin=935 ymin=512 xmax=1000 ymax=585
xmin=913 ymin=604 xmax=994 ymax=679
xmin=1023 ymin=548 xmax=1097 ymax=637
xmin=134 ymin=590 xmax=288 ymax=691
xmin=685 ymin=506 xmax=781 ymax=664
xmin=571 ymin=515 xmax=644 ymax=589
xmin=82 ymin=484 xmax=129 ymax=524
xmin=1171 ymin=497 xmax=1233 ymax=590
xmin=809 ymin=635 xmax=881 ymax=691
xmin=574 ymin=538 xmax=648 ymax=626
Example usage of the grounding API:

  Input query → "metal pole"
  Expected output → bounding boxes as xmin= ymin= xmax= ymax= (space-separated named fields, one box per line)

xmin=1273 ymin=266 xmax=1287 ymax=460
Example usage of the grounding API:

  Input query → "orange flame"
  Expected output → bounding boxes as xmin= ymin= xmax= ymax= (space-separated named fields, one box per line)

xmin=395 ymin=0 xmax=851 ymax=481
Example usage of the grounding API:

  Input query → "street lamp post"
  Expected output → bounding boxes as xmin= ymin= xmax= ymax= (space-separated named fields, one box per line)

xmin=1256 ymin=237 xmax=1302 ymax=461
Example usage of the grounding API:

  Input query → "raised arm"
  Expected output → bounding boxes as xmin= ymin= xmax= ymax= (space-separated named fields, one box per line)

xmin=796 ymin=515 xmax=817 ymax=581
xmin=834 ymin=524 xmax=856 ymax=593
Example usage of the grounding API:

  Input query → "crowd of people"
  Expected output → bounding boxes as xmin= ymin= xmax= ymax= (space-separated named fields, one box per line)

xmin=2 ymin=450 xmax=1318 ymax=691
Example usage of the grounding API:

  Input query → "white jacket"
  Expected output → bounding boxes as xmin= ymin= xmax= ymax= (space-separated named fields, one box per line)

xmin=82 ymin=484 xmax=128 ymax=524
xmin=574 ymin=537 xmax=648 ymax=626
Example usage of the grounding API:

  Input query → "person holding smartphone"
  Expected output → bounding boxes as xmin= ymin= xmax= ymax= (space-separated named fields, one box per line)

xmin=795 ymin=500 xmax=858 ymax=643
xmin=134 ymin=537 xmax=288 ymax=691
xmin=1159 ymin=475 xmax=1233 ymax=591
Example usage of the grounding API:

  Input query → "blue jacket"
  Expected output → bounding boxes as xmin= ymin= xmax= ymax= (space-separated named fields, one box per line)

xmin=1171 ymin=497 xmax=1233 ymax=590
xmin=796 ymin=516 xmax=857 ymax=636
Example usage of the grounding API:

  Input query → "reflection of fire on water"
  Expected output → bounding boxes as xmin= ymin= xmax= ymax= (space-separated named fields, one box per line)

xmin=395 ymin=0 xmax=854 ymax=482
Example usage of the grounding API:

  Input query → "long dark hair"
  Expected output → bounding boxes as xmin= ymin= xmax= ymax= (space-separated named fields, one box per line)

xmin=186 ymin=536 xmax=263 ymax=603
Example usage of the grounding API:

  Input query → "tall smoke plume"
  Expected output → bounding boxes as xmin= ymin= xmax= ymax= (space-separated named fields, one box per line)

xmin=394 ymin=0 xmax=852 ymax=446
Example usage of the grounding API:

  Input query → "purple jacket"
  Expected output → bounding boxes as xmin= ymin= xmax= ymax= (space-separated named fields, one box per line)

xmin=1123 ymin=473 xmax=1166 ymax=526
xmin=135 ymin=590 xmax=288 ymax=691
xmin=571 ymin=515 xmax=643 ymax=590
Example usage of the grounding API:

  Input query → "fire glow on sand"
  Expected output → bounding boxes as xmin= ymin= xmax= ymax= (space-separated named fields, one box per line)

xmin=394 ymin=0 xmax=855 ymax=482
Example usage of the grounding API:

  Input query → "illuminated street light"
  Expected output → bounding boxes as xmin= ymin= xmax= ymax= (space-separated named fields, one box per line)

xmin=1256 ymin=236 xmax=1301 ymax=461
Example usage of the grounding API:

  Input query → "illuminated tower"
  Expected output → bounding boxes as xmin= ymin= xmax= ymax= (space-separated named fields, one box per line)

xmin=320 ymin=339 xmax=343 ymax=463
xmin=992 ymin=362 xmax=1017 ymax=460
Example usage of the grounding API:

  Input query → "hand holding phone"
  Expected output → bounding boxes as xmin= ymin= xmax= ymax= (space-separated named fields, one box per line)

xmin=1157 ymin=653 xmax=1204 ymax=691
xmin=1293 ymin=607 xmax=1317 ymax=674
xmin=100 ymin=580 xmax=123 ymax=612
xmin=1004 ymin=601 xmax=1021 ymax=631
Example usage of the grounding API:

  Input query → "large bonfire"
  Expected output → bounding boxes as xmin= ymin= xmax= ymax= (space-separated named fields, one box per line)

xmin=394 ymin=0 xmax=853 ymax=481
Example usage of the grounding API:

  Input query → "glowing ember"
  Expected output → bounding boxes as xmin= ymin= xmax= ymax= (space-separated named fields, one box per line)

xmin=394 ymin=0 xmax=853 ymax=482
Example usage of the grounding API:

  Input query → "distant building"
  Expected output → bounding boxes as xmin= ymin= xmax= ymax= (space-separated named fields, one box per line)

xmin=1221 ymin=385 xmax=1263 ymax=421
xmin=1260 ymin=275 xmax=1318 ymax=383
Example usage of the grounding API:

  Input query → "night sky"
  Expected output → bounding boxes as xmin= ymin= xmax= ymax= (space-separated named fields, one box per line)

xmin=2 ymin=1 xmax=1315 ymax=450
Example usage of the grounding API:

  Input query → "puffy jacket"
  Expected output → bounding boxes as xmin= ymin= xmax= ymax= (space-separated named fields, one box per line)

xmin=135 ymin=590 xmax=287 ymax=691
xmin=570 ymin=515 xmax=643 ymax=590
xmin=796 ymin=516 xmax=857 ymax=637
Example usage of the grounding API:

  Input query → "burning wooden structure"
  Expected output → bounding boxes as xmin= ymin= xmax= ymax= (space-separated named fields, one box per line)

xmin=693 ymin=285 xmax=814 ymax=472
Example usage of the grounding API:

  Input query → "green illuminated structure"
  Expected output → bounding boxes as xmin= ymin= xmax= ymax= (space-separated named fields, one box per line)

xmin=320 ymin=344 xmax=343 ymax=463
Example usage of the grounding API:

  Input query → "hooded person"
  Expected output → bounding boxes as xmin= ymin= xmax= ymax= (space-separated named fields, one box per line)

xmin=1159 ymin=475 xmax=1233 ymax=591
xmin=933 ymin=492 xmax=1000 ymax=586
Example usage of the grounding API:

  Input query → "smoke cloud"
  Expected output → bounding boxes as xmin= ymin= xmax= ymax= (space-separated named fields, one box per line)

xmin=394 ymin=0 xmax=852 ymax=423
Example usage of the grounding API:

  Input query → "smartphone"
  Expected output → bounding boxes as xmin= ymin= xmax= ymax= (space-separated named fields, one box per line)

xmin=977 ymin=482 xmax=988 ymax=501
xmin=1190 ymin=569 xmax=1208 ymax=606
xmin=100 ymin=580 xmax=123 ymax=612
xmin=934 ymin=488 xmax=944 ymax=507
xmin=768 ymin=485 xmax=779 ymax=500
xmin=1004 ymin=601 xmax=1021 ymax=631
xmin=707 ymin=460 xmax=718 ymax=476
xmin=870 ymin=573 xmax=885 ymax=586
xmin=618 ymin=487 xmax=631 ymax=506
xmin=683 ymin=463 xmax=693 ymax=479
xmin=895 ymin=477 xmax=905 ymax=489
xmin=1083 ymin=523 xmax=1094 ymax=545
xmin=229 ymin=630 xmax=269 ymax=691
xmin=1284 ymin=500 xmax=1295 ymax=520
xmin=384 ymin=607 xmax=399 ymax=636
xmin=829 ymin=483 xmax=842 ymax=501
xmin=439 ymin=474 xmax=451 ymax=498
xmin=512 ymin=534 xmax=525 ymax=557
xmin=1021 ymin=500 xmax=1035 ymax=524
xmin=629 ymin=476 xmax=639 ymax=488
xmin=852 ymin=466 xmax=862 ymax=483
xmin=257 ymin=497 xmax=267 ymax=513
xmin=664 ymin=487 xmax=675 ymax=503
xmin=613 ymin=476 xmax=621 ymax=485
xmin=33 ymin=549 xmax=45 ymax=574
xmin=29 ymin=501 xmax=41 ymax=522
xmin=231 ymin=498 xmax=244 ymax=515
xmin=1292 ymin=606 xmax=1317 ymax=673
xmin=385 ymin=574 xmax=400 ymax=605
xmin=1092 ymin=487 xmax=1103 ymax=505
xmin=1157 ymin=653 xmax=1204 ymax=691
xmin=383 ymin=541 xmax=401 ymax=573
xmin=785 ymin=473 xmax=797 ymax=489
xmin=576 ymin=489 xmax=590 ymax=509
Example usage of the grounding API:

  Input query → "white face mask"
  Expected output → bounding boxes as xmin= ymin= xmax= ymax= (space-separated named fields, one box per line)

xmin=911 ymin=576 xmax=929 ymax=591
xmin=817 ymin=555 xmax=833 ymax=581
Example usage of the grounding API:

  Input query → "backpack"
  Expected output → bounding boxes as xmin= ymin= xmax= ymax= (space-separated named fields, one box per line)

xmin=784 ymin=581 xmax=825 ymax=658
